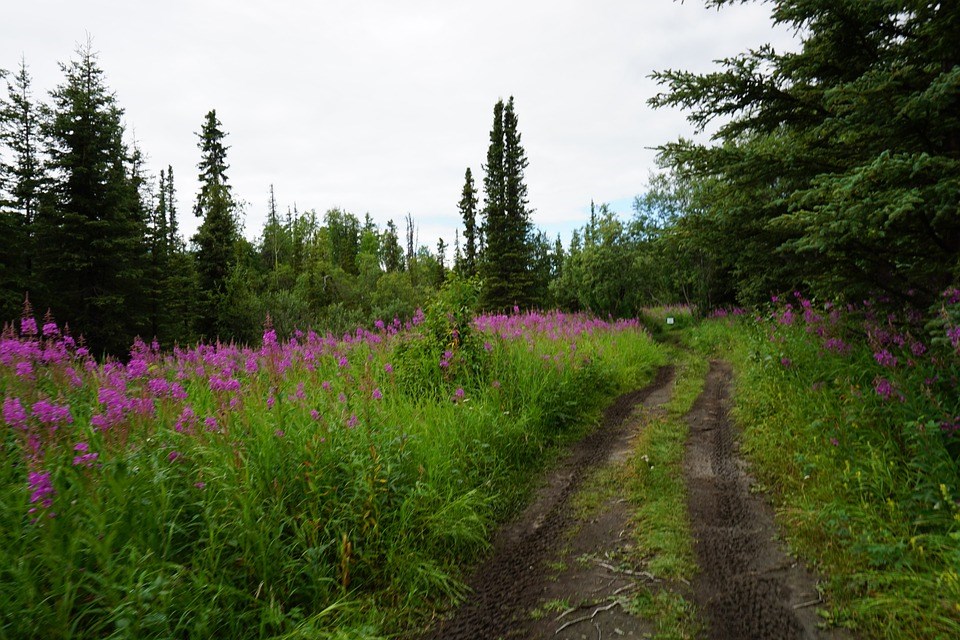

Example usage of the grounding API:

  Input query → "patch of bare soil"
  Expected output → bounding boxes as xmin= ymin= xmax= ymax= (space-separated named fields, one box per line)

xmin=685 ymin=361 xmax=849 ymax=640
xmin=419 ymin=365 xmax=675 ymax=640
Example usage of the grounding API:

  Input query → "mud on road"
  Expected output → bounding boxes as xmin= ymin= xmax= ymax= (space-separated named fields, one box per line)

xmin=420 ymin=365 xmax=675 ymax=640
xmin=685 ymin=361 xmax=847 ymax=640
xmin=419 ymin=359 xmax=848 ymax=639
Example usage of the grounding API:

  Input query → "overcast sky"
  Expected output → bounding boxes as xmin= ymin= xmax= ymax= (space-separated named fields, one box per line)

xmin=1 ymin=1 xmax=798 ymax=251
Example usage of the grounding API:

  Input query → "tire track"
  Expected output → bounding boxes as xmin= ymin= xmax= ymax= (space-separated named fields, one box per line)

xmin=684 ymin=360 xmax=848 ymax=639
xmin=420 ymin=365 xmax=675 ymax=640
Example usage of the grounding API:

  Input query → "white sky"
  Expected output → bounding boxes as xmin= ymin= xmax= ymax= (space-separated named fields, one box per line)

xmin=1 ymin=1 xmax=798 ymax=253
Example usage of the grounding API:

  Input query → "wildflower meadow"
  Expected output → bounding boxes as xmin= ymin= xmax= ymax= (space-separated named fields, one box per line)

xmin=0 ymin=286 xmax=662 ymax=638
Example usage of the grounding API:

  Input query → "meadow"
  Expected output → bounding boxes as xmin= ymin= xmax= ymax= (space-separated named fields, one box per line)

xmin=0 ymin=286 xmax=663 ymax=639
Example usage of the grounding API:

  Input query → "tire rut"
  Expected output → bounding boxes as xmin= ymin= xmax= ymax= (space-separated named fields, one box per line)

xmin=684 ymin=360 xmax=849 ymax=640
xmin=420 ymin=365 xmax=675 ymax=640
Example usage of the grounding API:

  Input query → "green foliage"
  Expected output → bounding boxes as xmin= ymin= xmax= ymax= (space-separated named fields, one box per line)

xmin=392 ymin=276 xmax=485 ymax=400
xmin=457 ymin=168 xmax=479 ymax=278
xmin=479 ymin=97 xmax=536 ymax=311
xmin=193 ymin=109 xmax=241 ymax=340
xmin=0 ymin=59 xmax=43 ymax=322
xmin=35 ymin=42 xmax=148 ymax=356
xmin=693 ymin=307 xmax=960 ymax=637
xmin=651 ymin=1 xmax=960 ymax=307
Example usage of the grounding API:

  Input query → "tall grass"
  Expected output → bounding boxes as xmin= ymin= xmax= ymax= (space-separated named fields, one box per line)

xmin=689 ymin=293 xmax=960 ymax=638
xmin=0 ymin=289 xmax=662 ymax=639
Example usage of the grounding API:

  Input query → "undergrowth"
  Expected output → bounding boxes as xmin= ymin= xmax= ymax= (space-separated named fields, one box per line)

xmin=0 ymin=283 xmax=663 ymax=639
xmin=688 ymin=293 xmax=960 ymax=639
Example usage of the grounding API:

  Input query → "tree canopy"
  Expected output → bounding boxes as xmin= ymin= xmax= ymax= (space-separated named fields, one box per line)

xmin=650 ymin=0 xmax=960 ymax=307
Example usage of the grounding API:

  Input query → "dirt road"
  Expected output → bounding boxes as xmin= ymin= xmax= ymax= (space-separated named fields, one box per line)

xmin=419 ymin=359 xmax=846 ymax=639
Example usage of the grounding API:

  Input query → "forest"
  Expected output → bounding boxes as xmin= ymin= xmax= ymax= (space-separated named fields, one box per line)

xmin=1 ymin=1 xmax=959 ymax=638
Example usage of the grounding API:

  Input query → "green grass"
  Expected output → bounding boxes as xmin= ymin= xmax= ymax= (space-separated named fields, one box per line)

xmin=687 ymin=314 xmax=960 ymax=639
xmin=615 ymin=342 xmax=706 ymax=638
xmin=0 ymin=305 xmax=665 ymax=639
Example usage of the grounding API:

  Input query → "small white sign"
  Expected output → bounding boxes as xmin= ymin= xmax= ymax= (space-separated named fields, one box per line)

xmin=666 ymin=317 xmax=675 ymax=325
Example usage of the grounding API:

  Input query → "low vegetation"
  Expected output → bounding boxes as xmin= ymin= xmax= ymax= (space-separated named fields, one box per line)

xmin=690 ymin=293 xmax=960 ymax=638
xmin=0 ymin=282 xmax=662 ymax=639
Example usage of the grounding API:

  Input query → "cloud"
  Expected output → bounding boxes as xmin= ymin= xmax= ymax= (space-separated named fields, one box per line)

xmin=1 ymin=0 xmax=798 ymax=250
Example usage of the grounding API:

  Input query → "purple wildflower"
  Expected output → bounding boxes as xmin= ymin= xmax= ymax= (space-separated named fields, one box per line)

xmin=372 ymin=388 xmax=383 ymax=400
xmin=28 ymin=471 xmax=55 ymax=507
xmin=874 ymin=350 xmax=897 ymax=368
xmin=20 ymin=316 xmax=38 ymax=336
xmin=347 ymin=414 xmax=358 ymax=429
xmin=73 ymin=452 xmax=99 ymax=467
xmin=168 ymin=451 xmax=181 ymax=462
xmin=2 ymin=397 xmax=28 ymax=430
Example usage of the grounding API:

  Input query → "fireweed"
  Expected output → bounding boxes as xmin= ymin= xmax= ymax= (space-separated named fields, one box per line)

xmin=697 ymin=290 xmax=960 ymax=637
xmin=0 ymin=302 xmax=662 ymax=638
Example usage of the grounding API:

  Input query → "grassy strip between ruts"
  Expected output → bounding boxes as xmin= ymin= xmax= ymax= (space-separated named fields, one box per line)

xmin=620 ymin=342 xmax=707 ymax=639
xmin=686 ymin=313 xmax=960 ymax=640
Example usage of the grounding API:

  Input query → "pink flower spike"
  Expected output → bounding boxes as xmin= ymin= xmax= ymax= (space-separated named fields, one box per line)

xmin=372 ymin=388 xmax=383 ymax=400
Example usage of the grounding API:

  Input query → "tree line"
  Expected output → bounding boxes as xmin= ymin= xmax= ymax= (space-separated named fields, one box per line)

xmin=8 ymin=1 xmax=950 ymax=354
xmin=0 ymin=45 xmax=602 ymax=355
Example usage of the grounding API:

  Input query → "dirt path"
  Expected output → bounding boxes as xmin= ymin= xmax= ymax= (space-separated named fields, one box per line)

xmin=421 ymin=365 xmax=675 ymax=640
xmin=685 ymin=361 xmax=847 ymax=639
xmin=419 ymin=358 xmax=847 ymax=639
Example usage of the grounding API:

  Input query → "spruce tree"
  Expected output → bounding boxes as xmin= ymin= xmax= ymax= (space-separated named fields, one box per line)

xmin=480 ymin=97 xmax=534 ymax=310
xmin=0 ymin=60 xmax=44 ymax=320
xmin=380 ymin=219 xmax=404 ymax=273
xmin=651 ymin=1 xmax=960 ymax=305
xmin=37 ymin=43 xmax=147 ymax=355
xmin=192 ymin=109 xmax=238 ymax=339
xmin=458 ymin=167 xmax=479 ymax=277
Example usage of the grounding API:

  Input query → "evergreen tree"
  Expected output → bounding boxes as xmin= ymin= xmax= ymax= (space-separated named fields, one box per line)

xmin=480 ymin=97 xmax=534 ymax=310
xmin=262 ymin=183 xmax=282 ymax=271
xmin=0 ymin=59 xmax=44 ymax=320
xmin=325 ymin=207 xmax=361 ymax=275
xmin=435 ymin=236 xmax=447 ymax=285
xmin=458 ymin=167 xmax=479 ymax=276
xmin=192 ymin=109 xmax=238 ymax=339
xmin=651 ymin=1 xmax=960 ymax=306
xmin=380 ymin=219 xmax=404 ymax=273
xmin=164 ymin=164 xmax=180 ymax=250
xmin=36 ymin=42 xmax=147 ymax=355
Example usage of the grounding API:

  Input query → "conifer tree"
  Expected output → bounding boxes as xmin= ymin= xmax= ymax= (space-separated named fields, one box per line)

xmin=436 ymin=236 xmax=447 ymax=284
xmin=164 ymin=164 xmax=179 ymax=250
xmin=0 ymin=59 xmax=44 ymax=320
xmin=480 ymin=97 xmax=534 ymax=310
xmin=192 ymin=109 xmax=238 ymax=339
xmin=651 ymin=0 xmax=960 ymax=305
xmin=458 ymin=167 xmax=479 ymax=277
xmin=380 ymin=219 xmax=405 ymax=273
xmin=36 ymin=42 xmax=147 ymax=355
